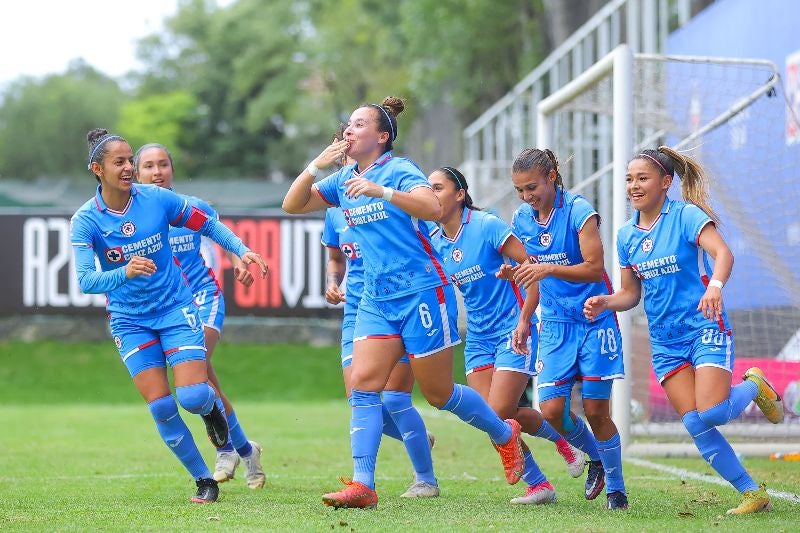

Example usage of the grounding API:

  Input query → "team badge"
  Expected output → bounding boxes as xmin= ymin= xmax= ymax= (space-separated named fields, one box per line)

xmin=113 ymin=336 xmax=122 ymax=349
xmin=105 ymin=247 xmax=124 ymax=263
xmin=535 ymin=359 xmax=544 ymax=373
xmin=121 ymin=221 xmax=136 ymax=237
xmin=538 ymin=232 xmax=552 ymax=247
xmin=452 ymin=248 xmax=464 ymax=262
xmin=641 ymin=237 xmax=654 ymax=253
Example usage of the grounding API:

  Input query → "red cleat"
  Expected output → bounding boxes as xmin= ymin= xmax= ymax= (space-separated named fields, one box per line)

xmin=322 ymin=478 xmax=378 ymax=509
xmin=493 ymin=419 xmax=524 ymax=484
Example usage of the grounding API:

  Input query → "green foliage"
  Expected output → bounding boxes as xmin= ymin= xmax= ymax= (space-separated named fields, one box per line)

xmin=0 ymin=61 xmax=124 ymax=179
xmin=118 ymin=91 xmax=199 ymax=171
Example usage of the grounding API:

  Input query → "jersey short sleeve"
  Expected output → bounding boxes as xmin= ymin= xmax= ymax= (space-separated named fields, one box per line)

xmin=314 ymin=168 xmax=346 ymax=207
xmin=393 ymin=159 xmax=431 ymax=193
xmin=616 ymin=226 xmax=632 ymax=268
xmin=481 ymin=212 xmax=514 ymax=252
xmin=570 ymin=196 xmax=598 ymax=234
xmin=679 ymin=203 xmax=712 ymax=245
xmin=321 ymin=209 xmax=340 ymax=248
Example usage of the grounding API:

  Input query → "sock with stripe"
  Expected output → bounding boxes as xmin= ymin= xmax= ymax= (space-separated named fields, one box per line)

xmin=350 ymin=389 xmax=383 ymax=489
xmin=381 ymin=403 xmax=403 ymax=440
xmin=532 ymin=416 xmax=563 ymax=443
xmin=382 ymin=390 xmax=436 ymax=485
xmin=596 ymin=432 xmax=625 ymax=493
xmin=226 ymin=409 xmax=253 ymax=457
xmin=148 ymin=395 xmax=211 ymax=479
xmin=682 ymin=410 xmax=758 ymax=493
xmin=521 ymin=449 xmax=547 ymax=486
xmin=440 ymin=384 xmax=511 ymax=444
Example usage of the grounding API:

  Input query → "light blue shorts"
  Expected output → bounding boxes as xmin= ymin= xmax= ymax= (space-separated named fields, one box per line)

xmin=341 ymin=310 xmax=412 ymax=368
xmin=193 ymin=284 xmax=225 ymax=334
xmin=652 ymin=327 xmax=734 ymax=383
xmin=464 ymin=326 xmax=538 ymax=376
xmin=536 ymin=313 xmax=624 ymax=402
xmin=353 ymin=285 xmax=461 ymax=358
xmin=110 ymin=305 xmax=207 ymax=377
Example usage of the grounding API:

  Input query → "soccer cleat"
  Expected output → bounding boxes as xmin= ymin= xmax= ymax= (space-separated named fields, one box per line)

xmin=400 ymin=481 xmax=440 ymax=498
xmin=213 ymin=449 xmax=240 ymax=483
xmin=510 ymin=480 xmax=557 ymax=505
xmin=727 ymin=484 xmax=771 ymax=515
xmin=584 ymin=460 xmax=606 ymax=500
xmin=555 ymin=438 xmax=585 ymax=478
xmin=191 ymin=477 xmax=219 ymax=504
xmin=201 ymin=403 xmax=229 ymax=448
xmin=428 ymin=431 xmax=436 ymax=450
xmin=492 ymin=419 xmax=525 ymax=485
xmin=743 ymin=367 xmax=785 ymax=424
xmin=322 ymin=478 xmax=378 ymax=509
xmin=242 ymin=441 xmax=266 ymax=489
xmin=606 ymin=490 xmax=629 ymax=510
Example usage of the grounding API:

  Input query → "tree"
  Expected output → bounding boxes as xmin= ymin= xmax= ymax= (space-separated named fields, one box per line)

xmin=0 ymin=61 xmax=124 ymax=179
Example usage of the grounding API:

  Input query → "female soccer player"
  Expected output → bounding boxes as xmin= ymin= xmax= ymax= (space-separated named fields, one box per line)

xmin=428 ymin=166 xmax=586 ymax=505
xmin=283 ymin=97 xmax=524 ymax=509
xmin=135 ymin=143 xmax=266 ymax=490
xmin=71 ymin=129 xmax=267 ymax=503
xmin=583 ymin=147 xmax=784 ymax=515
xmin=508 ymin=148 xmax=628 ymax=510
xmin=323 ymin=206 xmax=438 ymax=498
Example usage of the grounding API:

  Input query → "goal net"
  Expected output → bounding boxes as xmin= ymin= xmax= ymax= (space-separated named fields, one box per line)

xmin=538 ymin=46 xmax=800 ymax=454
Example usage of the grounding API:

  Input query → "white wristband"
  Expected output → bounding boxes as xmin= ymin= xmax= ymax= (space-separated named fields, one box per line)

xmin=382 ymin=186 xmax=394 ymax=201
xmin=306 ymin=162 xmax=319 ymax=177
xmin=708 ymin=279 xmax=724 ymax=289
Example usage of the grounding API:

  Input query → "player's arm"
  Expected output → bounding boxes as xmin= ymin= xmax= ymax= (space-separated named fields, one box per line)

xmin=514 ymin=214 xmax=605 ymax=287
xmin=283 ymin=140 xmax=349 ymax=214
xmin=583 ymin=267 xmax=641 ymax=321
xmin=696 ymin=223 xmax=733 ymax=322
xmin=342 ymin=178 xmax=442 ymax=221
xmin=499 ymin=234 xmax=539 ymax=354
xmin=325 ymin=247 xmax=347 ymax=305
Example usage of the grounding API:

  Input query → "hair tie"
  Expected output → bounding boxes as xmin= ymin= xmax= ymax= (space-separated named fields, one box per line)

xmin=87 ymin=135 xmax=123 ymax=170
xmin=442 ymin=167 xmax=465 ymax=190
xmin=639 ymin=153 xmax=669 ymax=176
xmin=371 ymin=104 xmax=395 ymax=141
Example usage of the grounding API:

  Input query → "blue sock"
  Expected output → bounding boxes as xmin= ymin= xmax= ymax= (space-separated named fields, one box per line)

xmin=226 ymin=409 xmax=253 ymax=457
xmin=682 ymin=410 xmax=758 ymax=493
xmin=521 ymin=450 xmax=547 ymax=486
xmin=440 ymin=384 xmax=511 ymax=444
xmin=381 ymin=403 xmax=402 ymax=440
xmin=698 ymin=381 xmax=758 ymax=427
xmin=597 ymin=433 xmax=626 ymax=493
xmin=382 ymin=391 xmax=436 ymax=485
xmin=350 ymin=389 xmax=383 ymax=489
xmin=148 ymin=395 xmax=211 ymax=479
xmin=565 ymin=416 xmax=600 ymax=461
xmin=532 ymin=417 xmax=563 ymax=443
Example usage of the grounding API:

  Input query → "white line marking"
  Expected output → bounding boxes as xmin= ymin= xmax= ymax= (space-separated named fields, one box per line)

xmin=627 ymin=457 xmax=800 ymax=504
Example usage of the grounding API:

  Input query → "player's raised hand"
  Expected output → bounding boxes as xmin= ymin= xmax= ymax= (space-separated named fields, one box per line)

xmin=313 ymin=140 xmax=350 ymax=171
xmin=583 ymin=295 xmax=608 ymax=321
xmin=343 ymin=177 xmax=383 ymax=200
xmin=125 ymin=255 xmax=157 ymax=279
xmin=240 ymin=251 xmax=268 ymax=278
xmin=697 ymin=285 xmax=723 ymax=322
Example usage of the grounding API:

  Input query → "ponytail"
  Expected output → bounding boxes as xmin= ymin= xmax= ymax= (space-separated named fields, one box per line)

xmin=440 ymin=166 xmax=481 ymax=211
xmin=657 ymin=146 xmax=720 ymax=225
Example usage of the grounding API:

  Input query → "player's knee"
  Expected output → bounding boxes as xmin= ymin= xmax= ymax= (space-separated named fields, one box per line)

xmin=175 ymin=382 xmax=216 ymax=415
xmin=147 ymin=394 xmax=179 ymax=422
xmin=488 ymin=399 xmax=518 ymax=420
xmin=698 ymin=401 xmax=729 ymax=427
xmin=681 ymin=409 xmax=705 ymax=437
xmin=381 ymin=390 xmax=412 ymax=413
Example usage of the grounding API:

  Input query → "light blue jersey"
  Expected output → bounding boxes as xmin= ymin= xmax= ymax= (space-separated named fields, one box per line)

xmin=71 ymin=184 xmax=249 ymax=318
xmin=169 ymin=195 xmax=220 ymax=295
xmin=321 ymin=207 xmax=365 ymax=315
xmin=430 ymin=208 xmax=533 ymax=339
xmin=512 ymin=188 xmax=612 ymax=323
xmin=314 ymin=153 xmax=448 ymax=300
xmin=617 ymin=198 xmax=727 ymax=344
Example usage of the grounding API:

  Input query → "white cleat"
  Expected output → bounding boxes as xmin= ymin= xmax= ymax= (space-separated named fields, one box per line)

xmin=510 ymin=480 xmax=557 ymax=505
xmin=555 ymin=438 xmax=585 ymax=478
xmin=213 ymin=449 xmax=240 ymax=483
xmin=242 ymin=441 xmax=266 ymax=489
xmin=400 ymin=481 xmax=440 ymax=498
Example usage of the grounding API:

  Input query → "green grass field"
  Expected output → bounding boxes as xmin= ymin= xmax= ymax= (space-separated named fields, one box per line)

xmin=1 ymin=340 xmax=799 ymax=532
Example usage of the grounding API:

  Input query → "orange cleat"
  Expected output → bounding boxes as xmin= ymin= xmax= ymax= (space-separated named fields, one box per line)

xmin=322 ymin=478 xmax=378 ymax=509
xmin=493 ymin=419 xmax=524 ymax=484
